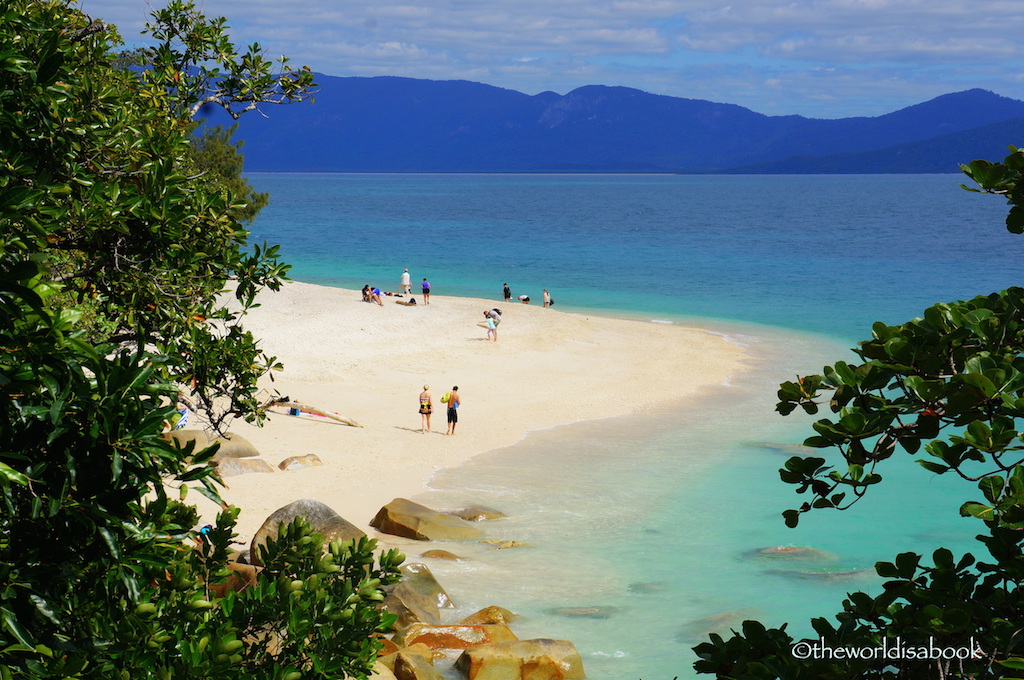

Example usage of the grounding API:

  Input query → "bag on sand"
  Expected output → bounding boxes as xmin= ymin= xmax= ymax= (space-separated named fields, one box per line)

xmin=441 ymin=392 xmax=451 ymax=403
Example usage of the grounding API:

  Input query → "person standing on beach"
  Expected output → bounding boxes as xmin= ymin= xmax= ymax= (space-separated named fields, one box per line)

xmin=543 ymin=289 xmax=551 ymax=308
xmin=503 ymin=283 xmax=511 ymax=302
xmin=484 ymin=311 xmax=497 ymax=341
xmin=445 ymin=386 xmax=460 ymax=435
xmin=422 ymin=278 xmax=431 ymax=304
xmin=418 ymin=384 xmax=433 ymax=434
xmin=401 ymin=268 xmax=411 ymax=295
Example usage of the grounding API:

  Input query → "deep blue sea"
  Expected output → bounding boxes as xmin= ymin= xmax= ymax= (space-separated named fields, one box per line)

xmin=247 ymin=173 xmax=1023 ymax=679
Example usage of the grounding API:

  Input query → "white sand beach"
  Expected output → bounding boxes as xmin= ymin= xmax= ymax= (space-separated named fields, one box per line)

xmin=192 ymin=281 xmax=749 ymax=542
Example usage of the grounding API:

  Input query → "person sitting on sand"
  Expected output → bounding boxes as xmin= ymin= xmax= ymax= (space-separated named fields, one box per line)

xmin=370 ymin=287 xmax=383 ymax=306
xmin=362 ymin=284 xmax=371 ymax=302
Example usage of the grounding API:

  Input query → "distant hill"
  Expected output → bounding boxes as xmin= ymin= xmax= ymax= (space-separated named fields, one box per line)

xmin=202 ymin=76 xmax=1024 ymax=173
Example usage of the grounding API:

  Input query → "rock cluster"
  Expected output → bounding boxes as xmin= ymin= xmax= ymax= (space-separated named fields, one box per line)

xmin=207 ymin=497 xmax=584 ymax=680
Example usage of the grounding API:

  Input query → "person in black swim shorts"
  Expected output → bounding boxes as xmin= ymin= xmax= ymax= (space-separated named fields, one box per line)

xmin=445 ymin=385 xmax=460 ymax=435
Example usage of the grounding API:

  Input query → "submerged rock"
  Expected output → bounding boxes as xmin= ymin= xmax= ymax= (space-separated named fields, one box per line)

xmin=765 ymin=567 xmax=874 ymax=582
xmin=449 ymin=505 xmax=507 ymax=521
xmin=549 ymin=606 xmax=622 ymax=619
xmin=748 ymin=545 xmax=839 ymax=562
xmin=627 ymin=581 xmax=669 ymax=594
xmin=420 ymin=549 xmax=462 ymax=561
xmin=460 ymin=606 xmax=517 ymax=626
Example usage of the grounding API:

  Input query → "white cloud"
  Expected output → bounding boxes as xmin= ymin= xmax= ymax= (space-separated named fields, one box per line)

xmin=78 ymin=0 xmax=1024 ymax=117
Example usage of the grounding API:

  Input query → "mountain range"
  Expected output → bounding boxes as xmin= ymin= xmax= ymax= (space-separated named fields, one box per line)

xmin=205 ymin=75 xmax=1024 ymax=173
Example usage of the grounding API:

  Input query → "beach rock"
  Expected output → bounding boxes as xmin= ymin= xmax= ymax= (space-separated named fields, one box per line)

xmin=449 ymin=505 xmax=507 ymax=521
xmin=420 ymin=549 xmax=462 ymax=561
xmin=278 ymin=453 xmax=323 ymax=471
xmin=250 ymin=499 xmax=365 ymax=567
xmin=394 ymin=623 xmax=518 ymax=650
xmin=383 ymin=582 xmax=442 ymax=628
xmin=370 ymin=498 xmax=484 ymax=541
xmin=393 ymin=649 xmax=445 ymax=680
xmin=481 ymin=539 xmax=529 ymax=550
xmin=399 ymin=563 xmax=455 ymax=610
xmin=379 ymin=643 xmax=435 ymax=670
xmin=376 ymin=635 xmax=400 ymax=657
xmin=549 ymin=606 xmax=622 ymax=619
xmin=214 ymin=457 xmax=275 ymax=477
xmin=165 ymin=430 xmax=261 ymax=461
xmin=209 ymin=432 xmax=260 ymax=459
xmin=460 ymin=606 xmax=517 ymax=626
xmin=368 ymin=664 xmax=399 ymax=680
xmin=209 ymin=561 xmax=261 ymax=599
xmin=454 ymin=639 xmax=585 ymax=680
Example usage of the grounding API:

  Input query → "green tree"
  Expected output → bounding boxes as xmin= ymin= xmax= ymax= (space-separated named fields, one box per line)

xmin=694 ymin=149 xmax=1024 ymax=678
xmin=0 ymin=1 xmax=402 ymax=678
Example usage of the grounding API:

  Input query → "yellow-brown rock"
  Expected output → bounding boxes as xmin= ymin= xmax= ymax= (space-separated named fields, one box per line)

xmin=376 ymin=635 xmax=400 ymax=657
xmin=214 ymin=457 xmax=275 ymax=477
xmin=209 ymin=561 xmax=261 ymax=599
xmin=449 ymin=505 xmax=507 ymax=521
xmin=400 ymin=563 xmax=455 ymax=609
xmin=383 ymin=563 xmax=455 ymax=629
xmin=278 ymin=453 xmax=323 ymax=470
xmin=370 ymin=498 xmax=484 ymax=541
xmin=460 ymin=606 xmax=517 ymax=626
xmin=368 ymin=663 xmax=399 ymax=680
xmin=394 ymin=623 xmax=518 ymax=650
xmin=454 ymin=639 xmax=585 ymax=680
xmin=394 ymin=649 xmax=444 ymax=680
xmin=420 ymin=549 xmax=461 ymax=561
xmin=378 ymin=643 xmax=436 ymax=672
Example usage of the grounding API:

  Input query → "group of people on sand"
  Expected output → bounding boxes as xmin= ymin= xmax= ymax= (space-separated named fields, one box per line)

xmin=418 ymin=384 xmax=459 ymax=435
xmin=503 ymin=283 xmax=553 ymax=307
xmin=400 ymin=269 xmax=431 ymax=304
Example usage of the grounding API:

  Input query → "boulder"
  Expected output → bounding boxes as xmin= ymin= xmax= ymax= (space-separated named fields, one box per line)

xmin=250 ymin=499 xmax=365 ymax=567
xmin=368 ymin=664 xmax=399 ymax=680
xmin=393 ymin=648 xmax=444 ymax=680
xmin=378 ymin=643 xmax=435 ymax=671
xmin=460 ymin=606 xmax=517 ymax=626
xmin=455 ymin=639 xmax=585 ymax=680
xmin=209 ymin=561 xmax=261 ymax=599
xmin=370 ymin=498 xmax=484 ymax=541
xmin=165 ymin=430 xmax=261 ymax=460
xmin=394 ymin=623 xmax=518 ymax=650
xmin=449 ymin=505 xmax=507 ymax=521
xmin=420 ymin=549 xmax=461 ymax=561
xmin=209 ymin=432 xmax=260 ymax=459
xmin=278 ymin=453 xmax=323 ymax=471
xmin=214 ymin=457 xmax=275 ymax=477
xmin=399 ymin=563 xmax=456 ymax=610
xmin=382 ymin=583 xmax=441 ymax=629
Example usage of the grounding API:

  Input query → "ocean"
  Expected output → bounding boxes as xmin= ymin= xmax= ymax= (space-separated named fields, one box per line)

xmin=246 ymin=173 xmax=1022 ymax=679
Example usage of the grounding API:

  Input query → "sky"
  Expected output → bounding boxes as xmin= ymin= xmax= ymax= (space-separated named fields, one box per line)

xmin=81 ymin=0 xmax=1024 ymax=119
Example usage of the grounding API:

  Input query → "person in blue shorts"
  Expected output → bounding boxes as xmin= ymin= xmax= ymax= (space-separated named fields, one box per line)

xmin=422 ymin=278 xmax=431 ymax=304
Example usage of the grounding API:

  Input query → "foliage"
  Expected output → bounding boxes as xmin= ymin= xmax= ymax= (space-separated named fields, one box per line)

xmin=0 ymin=1 xmax=399 ymax=678
xmin=143 ymin=0 xmax=316 ymax=120
xmin=185 ymin=124 xmax=270 ymax=224
xmin=693 ymin=147 xmax=1024 ymax=678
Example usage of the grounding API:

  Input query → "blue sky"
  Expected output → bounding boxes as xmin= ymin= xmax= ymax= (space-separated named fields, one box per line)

xmin=83 ymin=0 xmax=1024 ymax=118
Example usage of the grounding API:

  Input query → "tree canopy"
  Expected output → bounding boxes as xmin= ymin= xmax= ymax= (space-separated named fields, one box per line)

xmin=0 ymin=1 xmax=401 ymax=677
xmin=694 ymin=148 xmax=1024 ymax=678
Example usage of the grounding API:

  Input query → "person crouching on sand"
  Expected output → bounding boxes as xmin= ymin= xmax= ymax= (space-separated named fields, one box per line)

xmin=419 ymin=385 xmax=432 ymax=433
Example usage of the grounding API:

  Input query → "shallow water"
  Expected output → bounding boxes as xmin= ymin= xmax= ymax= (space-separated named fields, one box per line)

xmin=245 ymin=173 xmax=1021 ymax=678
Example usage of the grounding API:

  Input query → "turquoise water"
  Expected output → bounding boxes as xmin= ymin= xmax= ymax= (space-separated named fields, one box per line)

xmin=246 ymin=173 xmax=1022 ymax=678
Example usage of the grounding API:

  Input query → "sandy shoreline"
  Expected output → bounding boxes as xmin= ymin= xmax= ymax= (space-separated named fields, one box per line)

xmin=191 ymin=281 xmax=749 ymax=542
